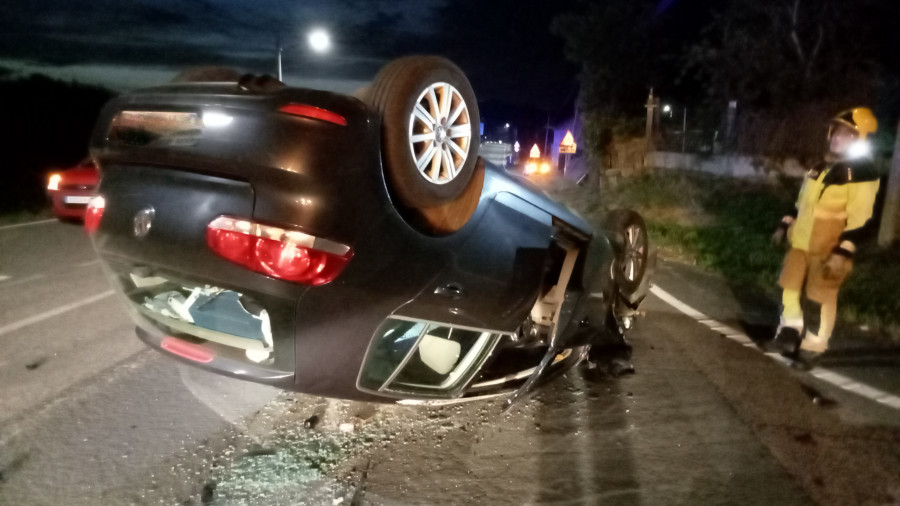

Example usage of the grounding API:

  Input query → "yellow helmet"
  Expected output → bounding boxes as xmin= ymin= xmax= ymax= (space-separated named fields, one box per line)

xmin=830 ymin=107 xmax=878 ymax=140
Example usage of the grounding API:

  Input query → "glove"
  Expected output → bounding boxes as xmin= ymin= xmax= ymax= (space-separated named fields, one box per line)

xmin=772 ymin=216 xmax=793 ymax=246
xmin=821 ymin=253 xmax=850 ymax=281
xmin=771 ymin=227 xmax=786 ymax=246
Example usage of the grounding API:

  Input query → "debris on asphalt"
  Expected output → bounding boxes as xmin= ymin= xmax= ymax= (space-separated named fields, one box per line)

xmin=303 ymin=415 xmax=319 ymax=429
xmin=793 ymin=432 xmax=816 ymax=445
xmin=25 ymin=358 xmax=46 ymax=370
xmin=200 ymin=481 xmax=216 ymax=504
xmin=608 ymin=358 xmax=635 ymax=377
xmin=242 ymin=446 xmax=278 ymax=458
xmin=338 ymin=423 xmax=355 ymax=433
xmin=799 ymin=384 xmax=838 ymax=409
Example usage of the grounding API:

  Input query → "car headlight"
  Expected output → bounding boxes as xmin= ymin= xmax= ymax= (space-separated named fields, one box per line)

xmin=48 ymin=174 xmax=61 ymax=190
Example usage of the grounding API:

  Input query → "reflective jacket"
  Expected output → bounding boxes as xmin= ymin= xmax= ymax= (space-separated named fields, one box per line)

xmin=788 ymin=160 xmax=880 ymax=257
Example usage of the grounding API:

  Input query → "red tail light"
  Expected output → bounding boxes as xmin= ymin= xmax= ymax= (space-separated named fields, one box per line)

xmin=278 ymin=104 xmax=347 ymax=126
xmin=84 ymin=196 xmax=105 ymax=234
xmin=161 ymin=337 xmax=214 ymax=363
xmin=206 ymin=216 xmax=352 ymax=286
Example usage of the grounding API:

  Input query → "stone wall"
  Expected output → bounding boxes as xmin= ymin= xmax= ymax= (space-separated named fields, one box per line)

xmin=644 ymin=151 xmax=807 ymax=179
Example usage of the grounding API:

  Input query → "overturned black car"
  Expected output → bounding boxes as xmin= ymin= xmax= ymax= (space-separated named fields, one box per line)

xmin=87 ymin=56 xmax=651 ymax=406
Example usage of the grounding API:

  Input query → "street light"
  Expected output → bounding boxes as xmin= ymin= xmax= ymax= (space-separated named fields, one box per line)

xmin=277 ymin=28 xmax=331 ymax=81
xmin=307 ymin=29 xmax=330 ymax=53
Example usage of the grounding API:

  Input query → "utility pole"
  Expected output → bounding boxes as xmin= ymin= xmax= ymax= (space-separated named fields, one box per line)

xmin=543 ymin=113 xmax=551 ymax=157
xmin=644 ymin=88 xmax=659 ymax=152
xmin=681 ymin=107 xmax=687 ymax=153
xmin=878 ymin=119 xmax=900 ymax=246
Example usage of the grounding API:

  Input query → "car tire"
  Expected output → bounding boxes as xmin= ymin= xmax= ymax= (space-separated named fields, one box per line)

xmin=365 ymin=56 xmax=480 ymax=209
xmin=606 ymin=210 xmax=649 ymax=297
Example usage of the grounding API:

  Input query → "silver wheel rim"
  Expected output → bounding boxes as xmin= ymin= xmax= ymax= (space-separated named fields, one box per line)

xmin=407 ymin=81 xmax=472 ymax=185
xmin=621 ymin=224 xmax=646 ymax=282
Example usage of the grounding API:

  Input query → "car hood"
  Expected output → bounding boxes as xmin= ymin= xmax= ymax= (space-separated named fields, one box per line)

xmin=59 ymin=166 xmax=99 ymax=185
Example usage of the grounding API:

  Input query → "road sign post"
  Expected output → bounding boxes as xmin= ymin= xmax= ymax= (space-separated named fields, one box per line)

xmin=558 ymin=130 xmax=577 ymax=176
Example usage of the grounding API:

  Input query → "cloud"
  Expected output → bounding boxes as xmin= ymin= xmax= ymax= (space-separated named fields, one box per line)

xmin=0 ymin=0 xmax=447 ymax=84
xmin=0 ymin=0 xmax=577 ymax=108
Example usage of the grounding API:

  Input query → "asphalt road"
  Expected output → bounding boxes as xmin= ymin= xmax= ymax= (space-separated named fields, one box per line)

xmin=0 ymin=220 xmax=898 ymax=505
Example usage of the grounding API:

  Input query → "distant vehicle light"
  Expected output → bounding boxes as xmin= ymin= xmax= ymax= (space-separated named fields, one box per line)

xmin=202 ymin=112 xmax=234 ymax=128
xmin=524 ymin=162 xmax=537 ymax=175
xmin=84 ymin=196 xmax=105 ymax=234
xmin=279 ymin=104 xmax=347 ymax=126
xmin=48 ymin=173 xmax=61 ymax=191
xmin=206 ymin=216 xmax=352 ymax=286
xmin=540 ymin=162 xmax=551 ymax=174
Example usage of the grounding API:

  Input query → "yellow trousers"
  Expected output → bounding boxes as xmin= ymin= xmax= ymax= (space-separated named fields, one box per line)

xmin=778 ymin=248 xmax=852 ymax=352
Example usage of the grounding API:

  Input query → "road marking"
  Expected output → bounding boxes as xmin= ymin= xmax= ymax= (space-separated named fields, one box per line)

xmin=0 ymin=290 xmax=114 ymax=337
xmin=0 ymin=275 xmax=10 ymax=282
xmin=650 ymin=285 xmax=900 ymax=411
xmin=0 ymin=274 xmax=46 ymax=289
xmin=0 ymin=219 xmax=57 ymax=231
xmin=76 ymin=259 xmax=101 ymax=268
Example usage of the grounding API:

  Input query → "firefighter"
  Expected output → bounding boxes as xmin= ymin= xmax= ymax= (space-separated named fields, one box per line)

xmin=767 ymin=108 xmax=881 ymax=369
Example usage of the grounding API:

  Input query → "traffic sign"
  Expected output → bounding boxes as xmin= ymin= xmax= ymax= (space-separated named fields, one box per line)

xmin=559 ymin=130 xmax=576 ymax=154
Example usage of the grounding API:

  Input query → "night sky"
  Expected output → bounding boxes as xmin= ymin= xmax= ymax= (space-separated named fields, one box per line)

xmin=0 ymin=0 xmax=583 ymax=110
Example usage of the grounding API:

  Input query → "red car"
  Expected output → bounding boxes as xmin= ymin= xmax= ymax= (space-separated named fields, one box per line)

xmin=47 ymin=158 xmax=100 ymax=220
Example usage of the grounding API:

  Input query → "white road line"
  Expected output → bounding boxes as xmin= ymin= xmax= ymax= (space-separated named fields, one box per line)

xmin=0 ymin=290 xmax=114 ymax=337
xmin=0 ymin=275 xmax=10 ymax=282
xmin=650 ymin=285 xmax=900 ymax=411
xmin=76 ymin=259 xmax=101 ymax=268
xmin=0 ymin=274 xmax=46 ymax=289
xmin=0 ymin=218 xmax=57 ymax=231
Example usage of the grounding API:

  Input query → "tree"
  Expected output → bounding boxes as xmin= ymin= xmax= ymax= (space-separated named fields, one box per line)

xmin=682 ymin=0 xmax=900 ymax=156
xmin=684 ymin=0 xmax=879 ymax=108
xmin=552 ymin=0 xmax=716 ymax=158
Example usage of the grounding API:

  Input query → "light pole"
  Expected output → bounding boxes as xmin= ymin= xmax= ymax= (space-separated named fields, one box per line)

xmin=277 ymin=28 xmax=330 ymax=81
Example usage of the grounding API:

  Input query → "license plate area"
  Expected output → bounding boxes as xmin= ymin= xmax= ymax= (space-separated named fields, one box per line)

xmin=64 ymin=196 xmax=93 ymax=204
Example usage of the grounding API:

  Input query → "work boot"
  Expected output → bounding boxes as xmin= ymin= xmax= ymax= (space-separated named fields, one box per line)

xmin=790 ymin=350 xmax=822 ymax=371
xmin=763 ymin=326 xmax=801 ymax=355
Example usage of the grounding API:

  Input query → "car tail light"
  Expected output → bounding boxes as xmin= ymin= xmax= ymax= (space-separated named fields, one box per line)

xmin=48 ymin=173 xmax=61 ymax=190
xmin=84 ymin=196 xmax=105 ymax=234
xmin=278 ymin=104 xmax=347 ymax=126
xmin=206 ymin=216 xmax=352 ymax=286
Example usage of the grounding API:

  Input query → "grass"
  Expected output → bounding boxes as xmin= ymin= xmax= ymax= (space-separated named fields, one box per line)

xmin=541 ymin=169 xmax=900 ymax=340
